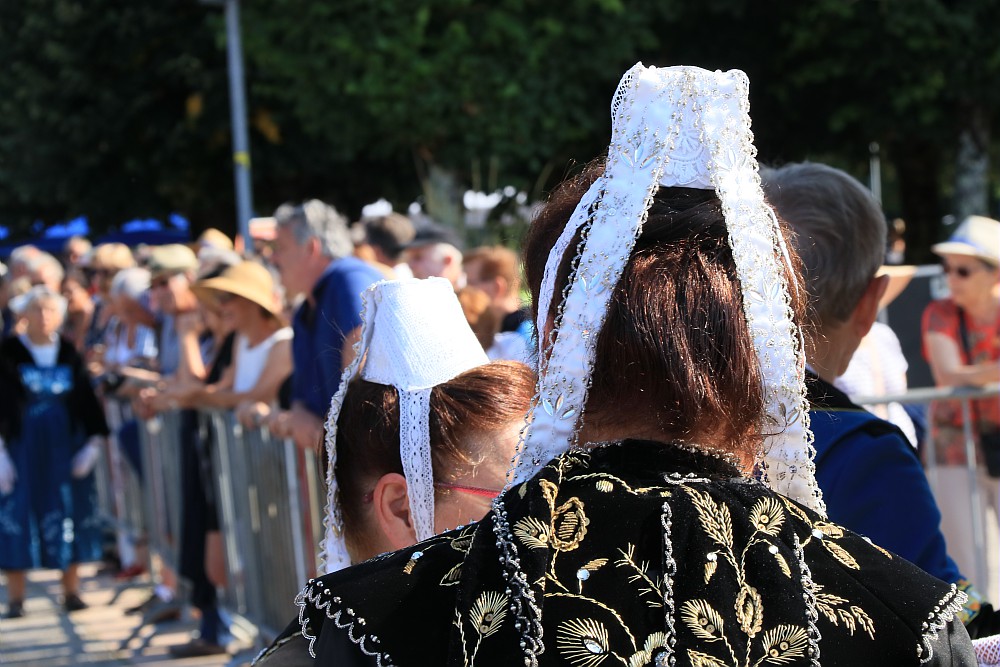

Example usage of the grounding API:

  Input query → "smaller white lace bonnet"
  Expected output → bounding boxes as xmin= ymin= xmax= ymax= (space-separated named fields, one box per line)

xmin=512 ymin=63 xmax=825 ymax=514
xmin=319 ymin=277 xmax=489 ymax=573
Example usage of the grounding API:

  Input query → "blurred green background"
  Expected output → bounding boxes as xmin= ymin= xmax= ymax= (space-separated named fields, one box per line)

xmin=1 ymin=0 xmax=997 ymax=259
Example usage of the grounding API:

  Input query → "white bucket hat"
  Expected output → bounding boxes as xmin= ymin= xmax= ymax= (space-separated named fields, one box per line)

xmin=931 ymin=215 xmax=1000 ymax=267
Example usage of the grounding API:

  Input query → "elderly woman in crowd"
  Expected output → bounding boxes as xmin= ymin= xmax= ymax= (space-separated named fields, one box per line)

xmin=922 ymin=215 xmax=1000 ymax=604
xmin=0 ymin=287 xmax=109 ymax=618
xmin=255 ymin=65 xmax=976 ymax=666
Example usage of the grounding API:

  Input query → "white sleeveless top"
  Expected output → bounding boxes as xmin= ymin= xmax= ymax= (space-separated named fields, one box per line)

xmin=233 ymin=327 xmax=293 ymax=393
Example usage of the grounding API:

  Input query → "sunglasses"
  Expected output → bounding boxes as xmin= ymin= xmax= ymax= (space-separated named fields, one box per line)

xmin=941 ymin=263 xmax=980 ymax=279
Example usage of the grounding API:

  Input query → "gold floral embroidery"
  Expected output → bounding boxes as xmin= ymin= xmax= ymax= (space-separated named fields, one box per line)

xmin=814 ymin=585 xmax=875 ymax=639
xmin=688 ymin=650 xmax=728 ymax=667
xmin=626 ymin=632 xmax=669 ymax=667
xmin=556 ymin=618 xmax=611 ymax=667
xmin=459 ymin=591 xmax=509 ymax=666
xmin=615 ymin=545 xmax=663 ymax=609
xmin=735 ymin=585 xmax=763 ymax=638
xmin=686 ymin=487 xmax=734 ymax=553
xmin=758 ymin=625 xmax=809 ymax=665
xmin=514 ymin=517 xmax=550 ymax=550
xmin=749 ymin=498 xmax=785 ymax=536
xmin=551 ymin=497 xmax=589 ymax=552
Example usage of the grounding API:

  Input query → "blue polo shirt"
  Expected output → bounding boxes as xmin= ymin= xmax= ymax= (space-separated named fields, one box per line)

xmin=291 ymin=257 xmax=381 ymax=419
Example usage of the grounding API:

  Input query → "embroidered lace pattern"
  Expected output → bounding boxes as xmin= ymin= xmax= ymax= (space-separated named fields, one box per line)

xmin=399 ymin=387 xmax=436 ymax=541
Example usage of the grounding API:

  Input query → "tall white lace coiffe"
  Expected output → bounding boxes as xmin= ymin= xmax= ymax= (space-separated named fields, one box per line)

xmin=517 ymin=63 xmax=825 ymax=511
xmin=496 ymin=62 xmax=827 ymax=667
xmin=318 ymin=278 xmax=489 ymax=573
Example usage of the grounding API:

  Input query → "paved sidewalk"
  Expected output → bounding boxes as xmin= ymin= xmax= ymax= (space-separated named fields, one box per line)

xmin=0 ymin=564 xmax=254 ymax=666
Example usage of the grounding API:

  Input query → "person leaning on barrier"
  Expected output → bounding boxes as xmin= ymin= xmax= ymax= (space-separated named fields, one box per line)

xmin=922 ymin=215 xmax=1000 ymax=609
xmin=254 ymin=278 xmax=534 ymax=666
xmin=762 ymin=162 xmax=999 ymax=639
xmin=0 ymin=286 xmax=110 ymax=619
xmin=265 ymin=200 xmax=382 ymax=451
xmin=255 ymin=65 xmax=975 ymax=667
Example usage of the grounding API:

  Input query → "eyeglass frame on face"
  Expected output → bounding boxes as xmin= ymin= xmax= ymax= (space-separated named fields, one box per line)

xmin=941 ymin=261 xmax=989 ymax=279
xmin=361 ymin=481 xmax=502 ymax=504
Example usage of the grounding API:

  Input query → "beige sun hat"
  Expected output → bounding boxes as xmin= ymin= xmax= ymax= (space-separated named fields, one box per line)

xmin=193 ymin=260 xmax=282 ymax=316
xmin=931 ymin=215 xmax=1000 ymax=267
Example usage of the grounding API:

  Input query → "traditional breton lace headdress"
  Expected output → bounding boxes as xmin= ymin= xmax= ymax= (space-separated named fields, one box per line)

xmin=512 ymin=63 xmax=825 ymax=513
xmin=318 ymin=278 xmax=489 ymax=573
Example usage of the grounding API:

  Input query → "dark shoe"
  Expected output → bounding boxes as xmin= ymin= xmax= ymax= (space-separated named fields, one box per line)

xmin=6 ymin=600 xmax=24 ymax=618
xmin=125 ymin=593 xmax=182 ymax=623
xmin=63 ymin=593 xmax=88 ymax=613
xmin=168 ymin=638 xmax=228 ymax=658
xmin=125 ymin=592 xmax=161 ymax=615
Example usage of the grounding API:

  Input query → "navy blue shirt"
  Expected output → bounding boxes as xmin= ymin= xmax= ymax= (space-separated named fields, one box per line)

xmin=807 ymin=372 xmax=963 ymax=585
xmin=291 ymin=257 xmax=381 ymax=419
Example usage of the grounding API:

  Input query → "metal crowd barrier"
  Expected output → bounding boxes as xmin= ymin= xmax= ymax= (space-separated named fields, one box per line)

xmin=95 ymin=398 xmax=148 ymax=575
xmin=92 ymin=399 xmax=327 ymax=650
xmin=207 ymin=409 xmax=323 ymax=638
xmin=92 ymin=384 xmax=998 ymax=651
xmin=852 ymin=382 xmax=1000 ymax=603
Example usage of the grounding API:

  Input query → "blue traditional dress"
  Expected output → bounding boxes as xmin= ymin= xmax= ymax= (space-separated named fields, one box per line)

xmin=0 ymin=335 xmax=109 ymax=570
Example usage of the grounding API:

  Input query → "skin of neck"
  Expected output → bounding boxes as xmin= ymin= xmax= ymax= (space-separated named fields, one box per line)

xmin=805 ymin=321 xmax=857 ymax=384
xmin=303 ymin=257 xmax=334 ymax=305
xmin=243 ymin=314 xmax=280 ymax=346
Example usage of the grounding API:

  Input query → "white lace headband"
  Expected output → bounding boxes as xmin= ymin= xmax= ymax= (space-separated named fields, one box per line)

xmin=318 ymin=278 xmax=489 ymax=573
xmin=519 ymin=64 xmax=825 ymax=514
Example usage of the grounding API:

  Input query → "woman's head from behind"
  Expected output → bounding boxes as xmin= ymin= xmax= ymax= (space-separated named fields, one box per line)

xmin=524 ymin=161 xmax=804 ymax=464
xmin=336 ymin=360 xmax=534 ymax=562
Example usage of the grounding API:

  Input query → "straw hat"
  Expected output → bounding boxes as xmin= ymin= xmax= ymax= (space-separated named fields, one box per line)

xmin=193 ymin=261 xmax=281 ymax=316
xmin=148 ymin=244 xmax=198 ymax=279
xmin=931 ymin=215 xmax=1000 ymax=267
xmin=197 ymin=228 xmax=234 ymax=251
xmin=876 ymin=264 xmax=917 ymax=310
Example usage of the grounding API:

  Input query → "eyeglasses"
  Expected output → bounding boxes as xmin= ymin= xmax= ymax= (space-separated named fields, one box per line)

xmin=942 ymin=263 xmax=980 ymax=279
xmin=433 ymin=481 xmax=502 ymax=499
xmin=361 ymin=481 xmax=502 ymax=505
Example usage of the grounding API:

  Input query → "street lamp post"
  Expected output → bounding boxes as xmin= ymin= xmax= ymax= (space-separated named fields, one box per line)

xmin=224 ymin=0 xmax=253 ymax=245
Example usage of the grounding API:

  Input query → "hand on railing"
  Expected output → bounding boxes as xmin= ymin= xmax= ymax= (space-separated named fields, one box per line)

xmin=0 ymin=444 xmax=17 ymax=495
xmin=236 ymin=400 xmax=271 ymax=429
xmin=265 ymin=405 xmax=323 ymax=451
xmin=71 ymin=437 xmax=104 ymax=478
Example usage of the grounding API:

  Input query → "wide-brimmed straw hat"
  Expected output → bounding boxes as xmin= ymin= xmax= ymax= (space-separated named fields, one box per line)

xmin=193 ymin=261 xmax=281 ymax=316
xmin=876 ymin=264 xmax=917 ymax=310
xmin=931 ymin=215 xmax=1000 ymax=267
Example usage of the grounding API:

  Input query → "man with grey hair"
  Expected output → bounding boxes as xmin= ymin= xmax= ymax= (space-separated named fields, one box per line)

xmin=763 ymin=162 xmax=997 ymax=634
xmin=267 ymin=199 xmax=381 ymax=450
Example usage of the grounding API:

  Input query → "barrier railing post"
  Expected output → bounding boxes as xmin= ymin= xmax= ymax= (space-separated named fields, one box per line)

xmin=959 ymin=397 xmax=989 ymax=593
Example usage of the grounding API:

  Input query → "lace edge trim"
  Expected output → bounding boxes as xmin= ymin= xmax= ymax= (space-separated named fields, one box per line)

xmin=916 ymin=584 xmax=969 ymax=664
xmin=294 ymin=581 xmax=396 ymax=666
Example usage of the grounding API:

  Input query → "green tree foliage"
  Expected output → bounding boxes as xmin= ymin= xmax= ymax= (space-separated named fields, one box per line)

xmin=240 ymin=0 xmax=670 ymax=217
xmin=0 ymin=0 xmax=237 ymax=238
xmin=1 ymin=0 xmax=997 ymax=256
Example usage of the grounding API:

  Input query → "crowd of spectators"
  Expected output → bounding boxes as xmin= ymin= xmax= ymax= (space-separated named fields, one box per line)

xmin=0 ymin=199 xmax=537 ymax=657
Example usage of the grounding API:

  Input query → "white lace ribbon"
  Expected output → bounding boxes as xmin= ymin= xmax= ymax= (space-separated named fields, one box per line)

xmin=398 ymin=388 xmax=435 ymax=541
